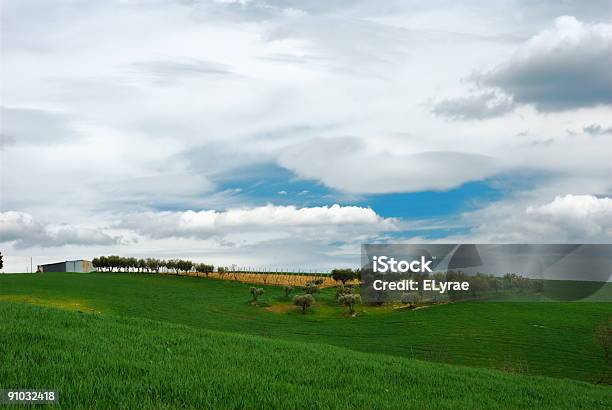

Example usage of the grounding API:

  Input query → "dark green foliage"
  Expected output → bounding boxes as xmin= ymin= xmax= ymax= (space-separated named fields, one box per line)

xmin=283 ymin=285 xmax=294 ymax=298
xmin=331 ymin=268 xmax=355 ymax=284
xmin=146 ymin=258 xmax=160 ymax=273
xmin=92 ymin=255 xmax=210 ymax=275
xmin=195 ymin=263 xmax=214 ymax=275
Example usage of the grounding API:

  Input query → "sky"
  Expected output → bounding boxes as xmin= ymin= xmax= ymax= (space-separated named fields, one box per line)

xmin=1 ymin=0 xmax=611 ymax=272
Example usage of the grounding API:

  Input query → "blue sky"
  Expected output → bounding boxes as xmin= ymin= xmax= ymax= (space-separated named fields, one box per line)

xmin=1 ymin=1 xmax=611 ymax=272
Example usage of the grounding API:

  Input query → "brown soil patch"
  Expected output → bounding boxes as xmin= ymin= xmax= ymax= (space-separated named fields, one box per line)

xmin=265 ymin=304 xmax=294 ymax=313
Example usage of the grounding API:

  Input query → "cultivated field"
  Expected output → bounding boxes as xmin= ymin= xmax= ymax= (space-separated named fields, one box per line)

xmin=1 ymin=271 xmax=611 ymax=408
xmin=171 ymin=270 xmax=344 ymax=288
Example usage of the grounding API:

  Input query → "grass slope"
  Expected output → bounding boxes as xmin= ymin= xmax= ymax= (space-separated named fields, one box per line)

xmin=1 ymin=301 xmax=610 ymax=409
xmin=1 ymin=272 xmax=611 ymax=383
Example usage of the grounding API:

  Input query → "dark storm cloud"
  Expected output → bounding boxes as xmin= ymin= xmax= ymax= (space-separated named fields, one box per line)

xmin=477 ymin=17 xmax=612 ymax=112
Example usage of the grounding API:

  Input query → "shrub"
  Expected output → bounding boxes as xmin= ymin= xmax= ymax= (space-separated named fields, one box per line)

xmin=250 ymin=287 xmax=264 ymax=302
xmin=338 ymin=293 xmax=361 ymax=314
xmin=293 ymin=294 xmax=315 ymax=314
xmin=283 ymin=285 xmax=294 ymax=298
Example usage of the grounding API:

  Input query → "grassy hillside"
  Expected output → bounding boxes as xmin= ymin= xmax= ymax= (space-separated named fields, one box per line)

xmin=1 ymin=272 xmax=610 ymax=383
xmin=1 ymin=301 xmax=610 ymax=409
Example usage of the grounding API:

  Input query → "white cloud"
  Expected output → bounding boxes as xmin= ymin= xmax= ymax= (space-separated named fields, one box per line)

xmin=118 ymin=204 xmax=397 ymax=240
xmin=526 ymin=194 xmax=612 ymax=238
xmin=461 ymin=195 xmax=612 ymax=242
xmin=278 ymin=137 xmax=501 ymax=193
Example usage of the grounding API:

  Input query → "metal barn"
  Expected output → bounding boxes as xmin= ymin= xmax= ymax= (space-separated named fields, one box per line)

xmin=37 ymin=260 xmax=93 ymax=273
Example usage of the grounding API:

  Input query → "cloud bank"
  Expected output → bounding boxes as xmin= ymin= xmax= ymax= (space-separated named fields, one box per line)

xmin=118 ymin=204 xmax=397 ymax=240
xmin=464 ymin=195 xmax=612 ymax=242
xmin=0 ymin=212 xmax=118 ymax=249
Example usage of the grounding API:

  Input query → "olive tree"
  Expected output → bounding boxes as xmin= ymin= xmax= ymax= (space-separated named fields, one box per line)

xmin=250 ymin=287 xmax=264 ymax=302
xmin=293 ymin=294 xmax=314 ymax=314
xmin=336 ymin=284 xmax=356 ymax=299
xmin=338 ymin=293 xmax=361 ymax=314
xmin=331 ymin=268 xmax=355 ymax=284
xmin=303 ymin=283 xmax=319 ymax=295
xmin=146 ymin=258 xmax=160 ymax=274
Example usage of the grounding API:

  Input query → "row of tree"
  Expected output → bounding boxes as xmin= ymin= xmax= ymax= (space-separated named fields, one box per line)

xmin=92 ymin=255 xmax=214 ymax=275
xmin=92 ymin=255 xmax=352 ymax=278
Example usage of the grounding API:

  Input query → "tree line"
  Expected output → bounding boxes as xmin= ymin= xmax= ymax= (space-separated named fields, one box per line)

xmin=92 ymin=255 xmax=214 ymax=275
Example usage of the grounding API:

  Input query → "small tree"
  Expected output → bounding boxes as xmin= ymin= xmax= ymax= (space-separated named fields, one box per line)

xmin=127 ymin=257 xmax=138 ymax=272
xmin=92 ymin=257 xmax=100 ymax=271
xmin=331 ymin=268 xmax=354 ymax=284
xmin=0 ymin=251 xmax=3 ymax=270
xmin=304 ymin=283 xmax=319 ymax=295
xmin=283 ymin=285 xmax=294 ymax=298
xmin=197 ymin=263 xmax=214 ymax=277
xmin=250 ymin=287 xmax=264 ymax=302
xmin=146 ymin=258 xmax=160 ymax=274
xmin=307 ymin=278 xmax=324 ymax=286
xmin=338 ymin=293 xmax=361 ymax=314
xmin=336 ymin=284 xmax=356 ymax=299
xmin=293 ymin=294 xmax=314 ymax=314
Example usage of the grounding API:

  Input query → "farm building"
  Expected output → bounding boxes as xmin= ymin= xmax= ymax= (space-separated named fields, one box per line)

xmin=37 ymin=260 xmax=94 ymax=273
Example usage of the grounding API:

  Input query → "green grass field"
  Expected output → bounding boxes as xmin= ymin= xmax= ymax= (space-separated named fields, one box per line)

xmin=1 ymin=272 xmax=611 ymax=408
